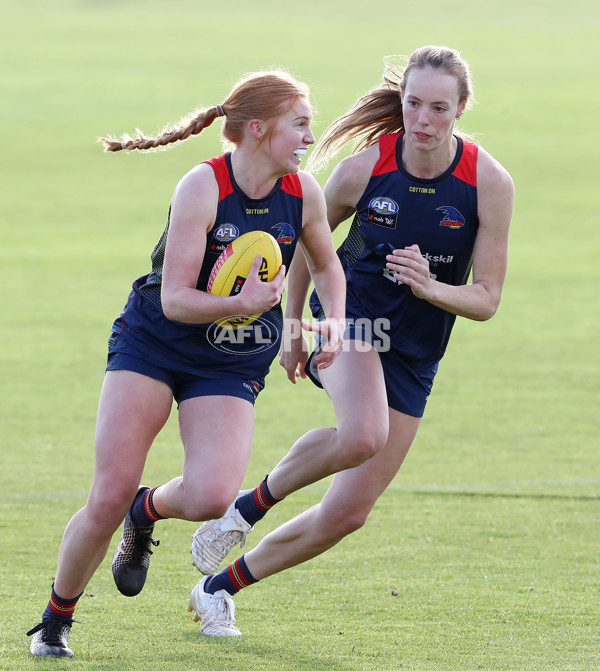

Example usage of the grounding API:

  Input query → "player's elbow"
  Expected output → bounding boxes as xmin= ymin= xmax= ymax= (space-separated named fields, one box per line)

xmin=483 ymin=290 xmax=504 ymax=320
xmin=162 ymin=301 xmax=180 ymax=322
xmin=469 ymin=300 xmax=499 ymax=322
xmin=470 ymin=283 xmax=503 ymax=321
xmin=161 ymin=289 xmax=186 ymax=322
xmin=474 ymin=312 xmax=493 ymax=322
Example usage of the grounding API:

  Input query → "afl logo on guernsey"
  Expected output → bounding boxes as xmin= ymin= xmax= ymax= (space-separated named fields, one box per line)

xmin=437 ymin=206 xmax=465 ymax=229
xmin=271 ymin=222 xmax=295 ymax=244
xmin=368 ymin=197 xmax=398 ymax=229
xmin=209 ymin=223 xmax=239 ymax=253
xmin=207 ymin=316 xmax=279 ymax=355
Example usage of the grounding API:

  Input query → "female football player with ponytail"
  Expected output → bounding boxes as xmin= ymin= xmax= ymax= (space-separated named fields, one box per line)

xmin=27 ymin=69 xmax=346 ymax=657
xmin=189 ymin=45 xmax=514 ymax=637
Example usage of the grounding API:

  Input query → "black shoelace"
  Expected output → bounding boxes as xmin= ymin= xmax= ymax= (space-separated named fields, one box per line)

xmin=132 ymin=527 xmax=159 ymax=560
xmin=26 ymin=620 xmax=71 ymax=646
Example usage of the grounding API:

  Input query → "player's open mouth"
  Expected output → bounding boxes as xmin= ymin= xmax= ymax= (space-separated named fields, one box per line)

xmin=293 ymin=148 xmax=307 ymax=156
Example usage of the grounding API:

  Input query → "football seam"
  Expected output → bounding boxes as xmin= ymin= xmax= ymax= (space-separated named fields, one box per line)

xmin=215 ymin=240 xmax=264 ymax=296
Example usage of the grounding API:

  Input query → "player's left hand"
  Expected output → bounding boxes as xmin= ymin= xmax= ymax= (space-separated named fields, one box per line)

xmin=386 ymin=244 xmax=432 ymax=299
xmin=279 ymin=327 xmax=310 ymax=384
xmin=302 ymin=317 xmax=344 ymax=370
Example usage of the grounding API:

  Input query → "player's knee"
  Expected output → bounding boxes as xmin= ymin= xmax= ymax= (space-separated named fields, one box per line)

xmin=317 ymin=505 xmax=369 ymax=543
xmin=337 ymin=506 xmax=370 ymax=536
xmin=337 ymin=429 xmax=387 ymax=469
xmin=87 ymin=486 xmax=136 ymax=529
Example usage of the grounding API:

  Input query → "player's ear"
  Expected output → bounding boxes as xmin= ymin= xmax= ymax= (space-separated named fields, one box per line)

xmin=248 ymin=119 xmax=264 ymax=140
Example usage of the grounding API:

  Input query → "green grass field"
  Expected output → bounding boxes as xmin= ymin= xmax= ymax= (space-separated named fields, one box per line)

xmin=1 ymin=0 xmax=598 ymax=669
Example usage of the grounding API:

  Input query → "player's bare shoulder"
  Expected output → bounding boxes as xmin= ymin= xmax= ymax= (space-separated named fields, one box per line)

xmin=475 ymin=145 xmax=514 ymax=235
xmin=170 ymin=161 xmax=220 ymax=227
xmin=476 ymin=145 xmax=514 ymax=201
xmin=324 ymin=144 xmax=380 ymax=212
xmin=297 ymin=169 xmax=322 ymax=199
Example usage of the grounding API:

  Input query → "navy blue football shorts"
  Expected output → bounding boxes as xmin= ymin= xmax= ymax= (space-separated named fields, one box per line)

xmin=306 ymin=316 xmax=436 ymax=419
xmin=106 ymin=351 xmax=265 ymax=406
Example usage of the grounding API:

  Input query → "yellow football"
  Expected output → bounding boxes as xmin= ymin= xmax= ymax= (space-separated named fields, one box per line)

xmin=207 ymin=230 xmax=282 ymax=329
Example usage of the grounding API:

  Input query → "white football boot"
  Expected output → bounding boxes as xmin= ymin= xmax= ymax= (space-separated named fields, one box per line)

xmin=27 ymin=620 xmax=74 ymax=657
xmin=191 ymin=492 xmax=253 ymax=575
xmin=188 ymin=576 xmax=241 ymax=637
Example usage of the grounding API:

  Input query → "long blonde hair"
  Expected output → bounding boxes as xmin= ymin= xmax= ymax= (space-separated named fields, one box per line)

xmin=99 ymin=69 xmax=311 ymax=153
xmin=307 ymin=46 xmax=474 ymax=173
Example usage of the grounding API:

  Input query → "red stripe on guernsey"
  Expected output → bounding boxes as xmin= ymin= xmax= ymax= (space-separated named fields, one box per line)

xmin=372 ymin=133 xmax=401 ymax=176
xmin=452 ymin=140 xmax=478 ymax=187
xmin=48 ymin=596 xmax=77 ymax=617
xmin=254 ymin=482 xmax=274 ymax=512
xmin=227 ymin=559 xmax=252 ymax=590
xmin=281 ymin=173 xmax=302 ymax=198
xmin=203 ymin=155 xmax=234 ymax=202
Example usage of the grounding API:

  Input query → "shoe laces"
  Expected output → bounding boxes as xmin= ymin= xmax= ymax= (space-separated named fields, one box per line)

xmin=218 ymin=509 xmax=252 ymax=549
xmin=213 ymin=527 xmax=248 ymax=555
xmin=27 ymin=620 xmax=71 ymax=646
xmin=206 ymin=593 xmax=236 ymax=627
xmin=132 ymin=527 xmax=160 ymax=560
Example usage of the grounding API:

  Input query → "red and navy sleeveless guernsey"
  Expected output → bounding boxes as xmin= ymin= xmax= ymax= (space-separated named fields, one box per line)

xmin=311 ymin=132 xmax=479 ymax=368
xmin=111 ymin=152 xmax=303 ymax=380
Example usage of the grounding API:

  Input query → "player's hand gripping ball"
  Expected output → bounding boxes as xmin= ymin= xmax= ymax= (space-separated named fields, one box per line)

xmin=207 ymin=230 xmax=282 ymax=329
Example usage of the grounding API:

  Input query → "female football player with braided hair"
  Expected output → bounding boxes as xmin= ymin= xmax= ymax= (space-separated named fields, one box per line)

xmin=27 ymin=69 xmax=346 ymax=657
xmin=189 ymin=45 xmax=514 ymax=636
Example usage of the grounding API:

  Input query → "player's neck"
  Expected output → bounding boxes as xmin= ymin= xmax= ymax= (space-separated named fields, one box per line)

xmin=230 ymin=148 xmax=280 ymax=200
xmin=402 ymin=135 xmax=457 ymax=180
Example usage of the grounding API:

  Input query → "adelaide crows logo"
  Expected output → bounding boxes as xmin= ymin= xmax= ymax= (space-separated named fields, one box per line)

xmin=437 ymin=206 xmax=465 ymax=229
xmin=272 ymin=222 xmax=295 ymax=244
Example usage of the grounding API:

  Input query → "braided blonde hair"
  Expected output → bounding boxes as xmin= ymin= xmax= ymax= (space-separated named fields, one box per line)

xmin=99 ymin=69 xmax=311 ymax=153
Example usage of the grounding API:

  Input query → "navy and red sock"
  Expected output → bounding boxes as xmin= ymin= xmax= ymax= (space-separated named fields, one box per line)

xmin=203 ymin=555 xmax=257 ymax=596
xmin=42 ymin=584 xmax=82 ymax=624
xmin=235 ymin=476 xmax=282 ymax=527
xmin=130 ymin=486 xmax=164 ymax=527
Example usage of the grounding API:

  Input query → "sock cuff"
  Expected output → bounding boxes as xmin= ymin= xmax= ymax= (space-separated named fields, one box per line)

xmin=226 ymin=555 xmax=258 ymax=592
xmin=144 ymin=487 xmax=164 ymax=522
xmin=255 ymin=476 xmax=282 ymax=512
xmin=48 ymin=585 xmax=82 ymax=617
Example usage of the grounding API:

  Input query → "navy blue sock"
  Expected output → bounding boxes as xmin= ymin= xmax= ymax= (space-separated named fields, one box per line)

xmin=42 ymin=584 xmax=82 ymax=623
xmin=204 ymin=555 xmax=258 ymax=596
xmin=130 ymin=486 xmax=164 ymax=527
xmin=235 ymin=476 xmax=282 ymax=526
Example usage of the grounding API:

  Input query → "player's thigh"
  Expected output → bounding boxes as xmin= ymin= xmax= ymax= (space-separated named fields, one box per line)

xmin=320 ymin=342 xmax=390 ymax=442
xmin=90 ymin=370 xmax=174 ymax=506
xmin=178 ymin=394 xmax=255 ymax=501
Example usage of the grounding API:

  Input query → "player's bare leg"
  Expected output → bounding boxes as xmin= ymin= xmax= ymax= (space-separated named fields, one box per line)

xmin=245 ymin=407 xmax=420 ymax=579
